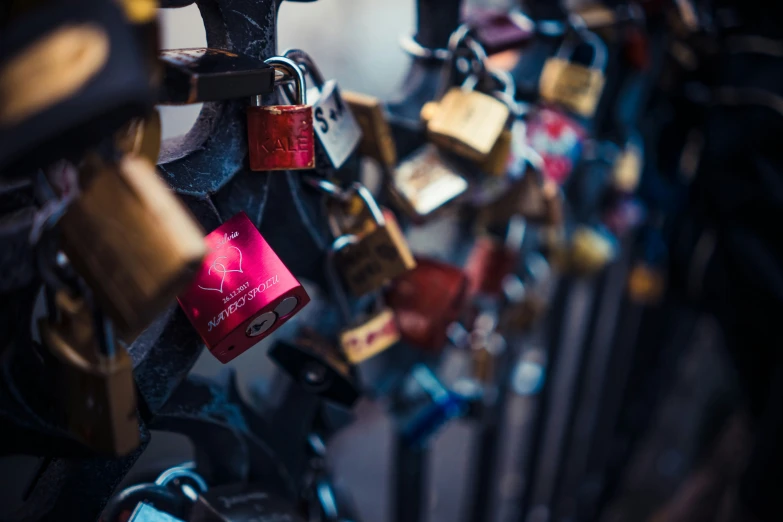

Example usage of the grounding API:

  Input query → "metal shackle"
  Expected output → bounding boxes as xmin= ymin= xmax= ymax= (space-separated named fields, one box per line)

xmin=261 ymin=55 xmax=307 ymax=106
xmin=326 ymin=234 xmax=360 ymax=325
xmin=348 ymin=182 xmax=387 ymax=228
xmin=437 ymin=24 xmax=488 ymax=97
xmin=556 ymin=29 xmax=608 ymax=72
xmin=284 ymin=48 xmax=327 ymax=90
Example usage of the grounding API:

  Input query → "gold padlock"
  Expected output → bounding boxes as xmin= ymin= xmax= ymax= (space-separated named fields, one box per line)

xmin=340 ymin=307 xmax=401 ymax=364
xmin=391 ymin=145 xmax=469 ymax=223
xmin=539 ymin=31 xmax=607 ymax=117
xmin=39 ymin=289 xmax=139 ymax=455
xmin=59 ymin=153 xmax=206 ymax=339
xmin=426 ymin=86 xmax=511 ymax=162
xmin=569 ymin=225 xmax=618 ymax=275
xmin=611 ymin=137 xmax=643 ymax=193
xmin=572 ymin=3 xmax=618 ymax=32
xmin=326 ymin=236 xmax=402 ymax=363
xmin=627 ymin=262 xmax=666 ymax=304
xmin=329 ymin=183 xmax=416 ymax=296
xmin=421 ymin=100 xmax=512 ymax=177
xmin=342 ymin=90 xmax=397 ymax=169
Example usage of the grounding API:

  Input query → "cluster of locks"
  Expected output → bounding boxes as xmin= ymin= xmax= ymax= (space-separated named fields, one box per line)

xmin=0 ymin=0 xmax=675 ymax=521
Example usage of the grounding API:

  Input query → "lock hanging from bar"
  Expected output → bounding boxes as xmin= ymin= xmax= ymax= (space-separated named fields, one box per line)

xmin=326 ymin=234 xmax=402 ymax=365
xmin=57 ymin=152 xmax=206 ymax=340
xmin=36 ymin=243 xmax=139 ymax=456
xmin=539 ymin=30 xmax=608 ymax=118
xmin=247 ymin=56 xmax=315 ymax=171
xmin=390 ymin=145 xmax=469 ymax=223
xmin=177 ymin=212 xmax=311 ymax=363
xmin=425 ymin=27 xmax=512 ymax=162
xmin=318 ymin=180 xmax=416 ymax=296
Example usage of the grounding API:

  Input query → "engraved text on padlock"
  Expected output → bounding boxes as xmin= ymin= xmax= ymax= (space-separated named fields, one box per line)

xmin=178 ymin=212 xmax=310 ymax=363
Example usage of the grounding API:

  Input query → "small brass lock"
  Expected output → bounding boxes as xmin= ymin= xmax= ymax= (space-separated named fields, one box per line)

xmin=421 ymin=100 xmax=512 ymax=177
xmin=342 ymin=90 xmax=398 ymax=169
xmin=328 ymin=183 xmax=416 ymax=296
xmin=425 ymin=29 xmax=511 ymax=162
xmin=426 ymin=87 xmax=511 ymax=162
xmin=569 ymin=225 xmax=619 ymax=275
xmin=611 ymin=135 xmax=644 ymax=193
xmin=326 ymin=240 xmax=402 ymax=364
xmin=39 ymin=289 xmax=139 ymax=455
xmin=539 ymin=31 xmax=608 ymax=117
xmin=391 ymin=145 xmax=469 ymax=223
xmin=59 ymin=153 xmax=206 ymax=339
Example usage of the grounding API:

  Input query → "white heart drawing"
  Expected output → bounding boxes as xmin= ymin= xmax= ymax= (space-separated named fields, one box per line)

xmin=198 ymin=245 xmax=243 ymax=293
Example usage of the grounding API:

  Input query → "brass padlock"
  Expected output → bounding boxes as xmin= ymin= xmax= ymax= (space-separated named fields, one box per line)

xmin=342 ymin=90 xmax=398 ymax=169
xmin=59 ymin=153 xmax=206 ymax=339
xmin=327 ymin=183 xmax=416 ymax=296
xmin=391 ymin=145 xmax=469 ymax=223
xmin=539 ymin=31 xmax=608 ymax=117
xmin=426 ymin=28 xmax=511 ymax=162
xmin=569 ymin=225 xmax=619 ymax=275
xmin=611 ymin=135 xmax=644 ymax=193
xmin=627 ymin=262 xmax=666 ymax=304
xmin=426 ymin=86 xmax=511 ymax=162
xmin=39 ymin=289 xmax=139 ymax=455
xmin=326 ymin=243 xmax=401 ymax=364
xmin=421 ymin=100 xmax=512 ymax=177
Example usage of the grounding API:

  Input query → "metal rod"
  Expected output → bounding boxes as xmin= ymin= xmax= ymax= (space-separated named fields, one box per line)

xmin=465 ymin=336 xmax=518 ymax=522
xmin=415 ymin=0 xmax=462 ymax=50
xmin=550 ymin=243 xmax=633 ymax=521
xmin=514 ymin=277 xmax=572 ymax=522
xmin=392 ymin=432 xmax=428 ymax=522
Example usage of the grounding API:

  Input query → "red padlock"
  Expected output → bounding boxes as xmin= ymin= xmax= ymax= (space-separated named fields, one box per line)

xmin=464 ymin=235 xmax=520 ymax=298
xmin=384 ymin=258 xmax=468 ymax=352
xmin=247 ymin=56 xmax=315 ymax=171
xmin=178 ymin=212 xmax=310 ymax=363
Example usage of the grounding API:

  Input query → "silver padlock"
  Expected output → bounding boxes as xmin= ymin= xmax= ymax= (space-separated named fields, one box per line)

xmin=285 ymin=49 xmax=362 ymax=170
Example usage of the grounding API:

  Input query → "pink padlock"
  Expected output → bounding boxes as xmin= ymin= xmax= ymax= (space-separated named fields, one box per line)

xmin=526 ymin=105 xmax=586 ymax=185
xmin=178 ymin=212 xmax=310 ymax=363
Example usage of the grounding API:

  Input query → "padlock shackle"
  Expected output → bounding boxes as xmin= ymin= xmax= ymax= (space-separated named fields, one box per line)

xmin=263 ymin=56 xmax=307 ymax=105
xmin=437 ymin=24 xmax=490 ymax=98
xmin=326 ymin=234 xmax=360 ymax=325
xmin=304 ymin=176 xmax=350 ymax=202
xmin=555 ymin=29 xmax=608 ymax=72
xmin=283 ymin=48 xmax=326 ymax=90
xmin=349 ymin=182 xmax=386 ymax=228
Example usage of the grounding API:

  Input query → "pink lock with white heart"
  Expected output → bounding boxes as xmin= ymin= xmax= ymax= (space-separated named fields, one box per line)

xmin=178 ymin=212 xmax=310 ymax=363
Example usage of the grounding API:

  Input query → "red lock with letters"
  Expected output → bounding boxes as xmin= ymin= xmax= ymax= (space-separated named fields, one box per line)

xmin=178 ymin=212 xmax=310 ymax=363
xmin=247 ymin=56 xmax=315 ymax=171
xmin=384 ymin=258 xmax=468 ymax=352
